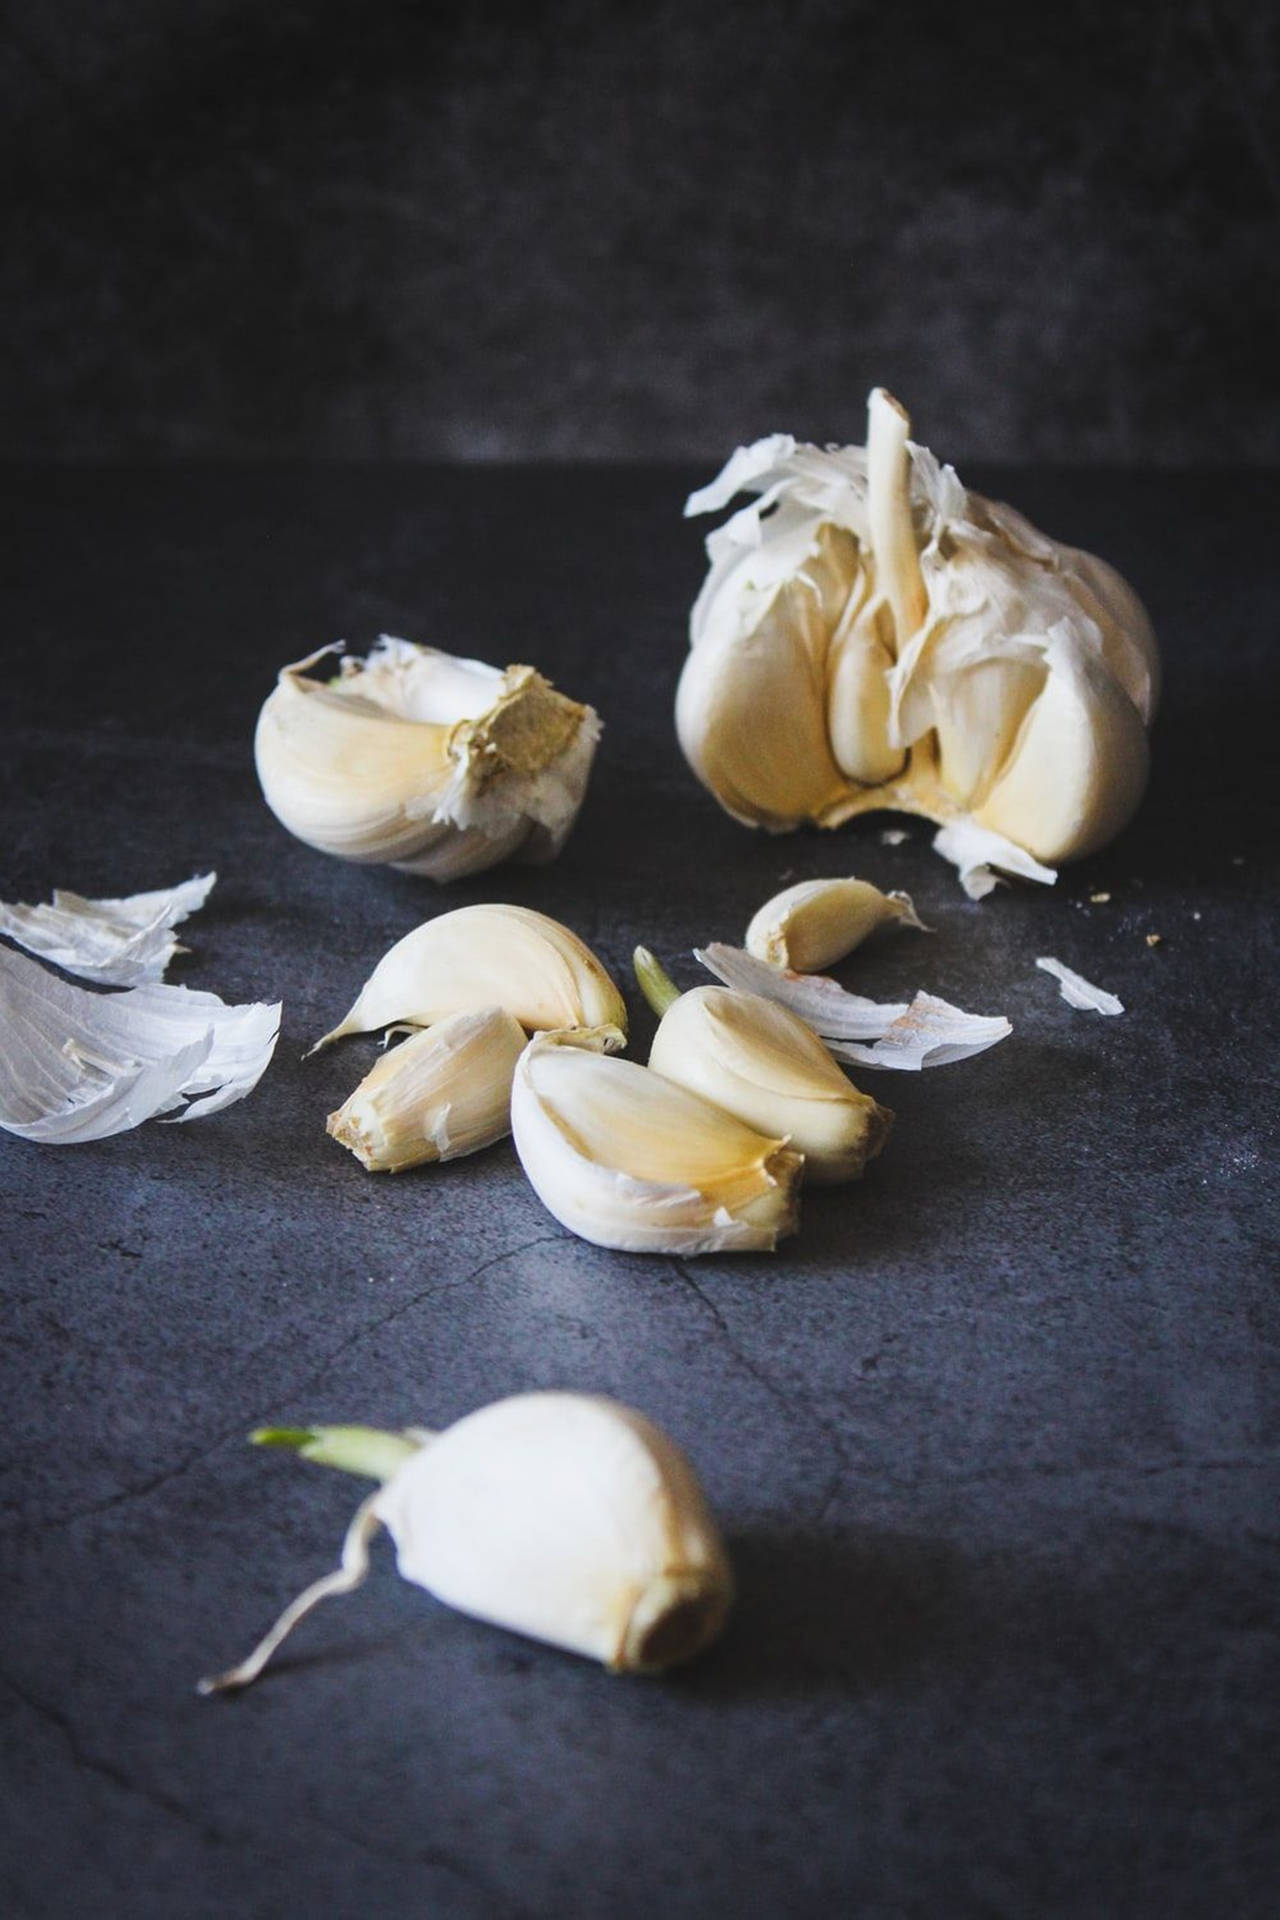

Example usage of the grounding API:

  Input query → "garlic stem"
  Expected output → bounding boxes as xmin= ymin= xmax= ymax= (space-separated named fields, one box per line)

xmin=866 ymin=388 xmax=928 ymax=652
xmin=633 ymin=945 xmax=682 ymax=1019
xmin=253 ymin=1424 xmax=427 ymax=1483
xmin=196 ymin=1491 xmax=383 ymax=1696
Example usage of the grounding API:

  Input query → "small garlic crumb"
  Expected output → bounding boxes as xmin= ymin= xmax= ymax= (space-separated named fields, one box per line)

xmin=1193 ymin=911 xmax=1202 ymax=922
xmin=1146 ymin=933 xmax=1163 ymax=948
xmin=880 ymin=829 xmax=909 ymax=846
xmin=1089 ymin=891 xmax=1111 ymax=904
xmin=1232 ymin=856 xmax=1245 ymax=867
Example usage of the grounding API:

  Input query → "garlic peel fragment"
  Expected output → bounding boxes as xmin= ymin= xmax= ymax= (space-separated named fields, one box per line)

xmin=326 ymin=1006 xmax=527 ymax=1171
xmin=1036 ymin=957 xmax=1124 ymax=1017
xmin=198 ymin=1393 xmax=732 ymax=1690
xmin=697 ymin=945 xmax=1010 ymax=1072
xmin=314 ymin=905 xmax=627 ymax=1052
xmin=511 ymin=1029 xmax=802 ymax=1254
xmin=0 ymin=945 xmax=281 ymax=1142
xmin=745 ymin=876 xmax=928 ymax=971
xmin=255 ymin=638 xmax=601 ymax=880
xmin=0 ymin=872 xmax=216 ymax=985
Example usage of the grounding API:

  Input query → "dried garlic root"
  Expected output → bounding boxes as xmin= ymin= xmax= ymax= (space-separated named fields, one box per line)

xmin=677 ymin=390 xmax=1159 ymax=897
xmin=255 ymin=638 xmax=600 ymax=880
xmin=744 ymin=876 xmax=927 ymax=972
xmin=198 ymin=1394 xmax=733 ymax=1687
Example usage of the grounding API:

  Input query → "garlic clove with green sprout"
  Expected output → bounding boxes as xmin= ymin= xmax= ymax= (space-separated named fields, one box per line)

xmin=197 ymin=1393 xmax=733 ymax=1689
xmin=636 ymin=948 xmax=892 ymax=1185
xmin=312 ymin=904 xmax=628 ymax=1052
xmin=510 ymin=1027 xmax=803 ymax=1255
xmin=677 ymin=390 xmax=1159 ymax=895
xmin=744 ymin=877 xmax=927 ymax=972
xmin=254 ymin=637 xmax=600 ymax=880
xmin=326 ymin=1005 xmax=527 ymax=1171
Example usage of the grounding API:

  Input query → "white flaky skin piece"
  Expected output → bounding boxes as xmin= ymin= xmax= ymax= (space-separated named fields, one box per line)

xmin=677 ymin=391 xmax=1159 ymax=895
xmin=648 ymin=985 xmax=892 ymax=1184
xmin=314 ymin=904 xmax=628 ymax=1051
xmin=326 ymin=1005 xmax=528 ymax=1171
xmin=197 ymin=1393 xmax=733 ymax=1690
xmin=0 ymin=873 xmax=216 ymax=986
xmin=254 ymin=637 xmax=601 ymax=880
xmin=0 ymin=944 xmax=280 ymax=1142
xmin=510 ymin=1028 xmax=803 ymax=1255
xmin=1036 ymin=956 xmax=1124 ymax=1016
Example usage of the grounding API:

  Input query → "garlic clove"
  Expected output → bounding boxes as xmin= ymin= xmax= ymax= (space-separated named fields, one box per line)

xmin=313 ymin=904 xmax=628 ymax=1052
xmin=198 ymin=1393 xmax=732 ymax=1690
xmin=648 ymin=983 xmax=892 ymax=1185
xmin=510 ymin=1029 xmax=803 ymax=1254
xmin=326 ymin=1005 xmax=527 ymax=1172
xmin=254 ymin=638 xmax=600 ymax=879
xmin=744 ymin=877 xmax=927 ymax=972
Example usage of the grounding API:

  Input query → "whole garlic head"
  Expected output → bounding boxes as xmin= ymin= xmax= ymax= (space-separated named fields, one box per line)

xmin=255 ymin=637 xmax=600 ymax=880
xmin=676 ymin=391 xmax=1159 ymax=896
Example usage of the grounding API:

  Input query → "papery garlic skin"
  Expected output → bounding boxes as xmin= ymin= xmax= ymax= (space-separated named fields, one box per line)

xmin=327 ymin=1005 xmax=527 ymax=1171
xmin=315 ymin=904 xmax=628 ymax=1051
xmin=510 ymin=1029 xmax=802 ymax=1255
xmin=255 ymin=637 xmax=600 ymax=880
xmin=745 ymin=877 xmax=926 ymax=972
xmin=649 ymin=985 xmax=892 ymax=1185
xmin=197 ymin=1394 xmax=733 ymax=1692
xmin=677 ymin=392 xmax=1159 ymax=888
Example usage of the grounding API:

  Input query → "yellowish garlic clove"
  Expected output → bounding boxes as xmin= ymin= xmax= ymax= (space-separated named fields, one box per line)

xmin=198 ymin=1394 xmax=733 ymax=1691
xmin=744 ymin=877 xmax=927 ymax=972
xmin=510 ymin=1028 xmax=802 ymax=1255
xmin=313 ymin=904 xmax=628 ymax=1052
xmin=254 ymin=638 xmax=600 ymax=880
xmin=326 ymin=1005 xmax=527 ymax=1172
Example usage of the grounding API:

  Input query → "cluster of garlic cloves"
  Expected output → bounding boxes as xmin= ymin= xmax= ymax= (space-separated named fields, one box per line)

xmin=677 ymin=390 xmax=1159 ymax=896
xmin=255 ymin=637 xmax=600 ymax=880
xmin=198 ymin=1393 xmax=733 ymax=1689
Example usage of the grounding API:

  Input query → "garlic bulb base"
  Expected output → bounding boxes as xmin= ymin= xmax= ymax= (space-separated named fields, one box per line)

xmin=619 ymin=1571 xmax=733 ymax=1673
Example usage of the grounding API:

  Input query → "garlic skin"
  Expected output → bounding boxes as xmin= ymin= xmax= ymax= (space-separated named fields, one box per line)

xmin=197 ymin=1393 xmax=733 ymax=1691
xmin=254 ymin=637 xmax=601 ymax=880
xmin=648 ymin=985 xmax=892 ymax=1185
xmin=744 ymin=877 xmax=926 ymax=972
xmin=315 ymin=904 xmax=628 ymax=1051
xmin=326 ymin=1005 xmax=527 ymax=1171
xmin=510 ymin=1029 xmax=802 ymax=1255
xmin=678 ymin=391 xmax=1159 ymax=893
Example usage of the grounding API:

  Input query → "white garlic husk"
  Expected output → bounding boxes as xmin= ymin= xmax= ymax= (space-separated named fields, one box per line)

xmin=744 ymin=876 xmax=927 ymax=972
xmin=314 ymin=904 xmax=628 ymax=1051
xmin=510 ymin=1028 xmax=803 ymax=1255
xmin=254 ymin=637 xmax=601 ymax=880
xmin=677 ymin=391 xmax=1159 ymax=896
xmin=327 ymin=1005 xmax=527 ymax=1172
xmin=647 ymin=980 xmax=892 ymax=1185
xmin=197 ymin=1393 xmax=733 ymax=1690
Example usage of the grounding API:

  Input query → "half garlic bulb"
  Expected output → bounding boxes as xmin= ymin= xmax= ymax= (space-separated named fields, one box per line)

xmin=510 ymin=1029 xmax=802 ymax=1255
xmin=255 ymin=637 xmax=601 ymax=879
xmin=677 ymin=391 xmax=1159 ymax=896
xmin=198 ymin=1393 xmax=733 ymax=1689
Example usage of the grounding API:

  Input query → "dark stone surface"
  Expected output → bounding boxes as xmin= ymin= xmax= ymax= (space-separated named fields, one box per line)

xmin=0 ymin=463 xmax=1277 ymax=1918
xmin=4 ymin=1 xmax=1279 ymax=465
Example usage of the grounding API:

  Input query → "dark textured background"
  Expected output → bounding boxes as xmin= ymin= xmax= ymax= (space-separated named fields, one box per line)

xmin=4 ymin=0 xmax=1279 ymax=464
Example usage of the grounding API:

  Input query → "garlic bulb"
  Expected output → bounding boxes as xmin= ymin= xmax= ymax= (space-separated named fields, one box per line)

xmin=198 ymin=1393 xmax=733 ymax=1689
xmin=327 ymin=1005 xmax=527 ymax=1171
xmin=744 ymin=876 xmax=927 ymax=972
xmin=314 ymin=904 xmax=628 ymax=1051
xmin=677 ymin=391 xmax=1159 ymax=896
xmin=255 ymin=637 xmax=601 ymax=880
xmin=642 ymin=965 xmax=892 ymax=1185
xmin=510 ymin=1029 xmax=802 ymax=1255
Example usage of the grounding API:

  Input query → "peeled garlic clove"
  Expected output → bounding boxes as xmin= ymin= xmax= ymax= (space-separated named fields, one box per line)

xmin=648 ymin=983 xmax=891 ymax=1185
xmin=254 ymin=637 xmax=600 ymax=879
xmin=679 ymin=390 xmax=1159 ymax=890
xmin=326 ymin=1005 xmax=526 ymax=1172
xmin=314 ymin=904 xmax=627 ymax=1051
xmin=198 ymin=1393 xmax=732 ymax=1690
xmin=744 ymin=877 xmax=927 ymax=972
xmin=510 ymin=1029 xmax=802 ymax=1255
